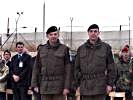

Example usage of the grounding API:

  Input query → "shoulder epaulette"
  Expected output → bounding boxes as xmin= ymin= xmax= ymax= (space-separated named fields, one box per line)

xmin=37 ymin=44 xmax=46 ymax=50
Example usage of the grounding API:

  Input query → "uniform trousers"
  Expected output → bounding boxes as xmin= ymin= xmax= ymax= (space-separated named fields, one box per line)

xmin=33 ymin=92 xmax=41 ymax=100
xmin=0 ymin=92 xmax=6 ymax=100
xmin=41 ymin=94 xmax=65 ymax=100
xmin=7 ymin=94 xmax=13 ymax=100
xmin=13 ymin=86 xmax=29 ymax=100
xmin=80 ymin=94 xmax=105 ymax=100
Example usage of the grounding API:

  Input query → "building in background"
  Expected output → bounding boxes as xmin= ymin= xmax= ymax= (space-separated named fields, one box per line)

xmin=0 ymin=30 xmax=132 ymax=52
xmin=60 ymin=30 xmax=133 ymax=51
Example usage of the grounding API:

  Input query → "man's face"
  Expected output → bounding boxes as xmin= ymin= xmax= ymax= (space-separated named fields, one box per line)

xmin=121 ymin=51 xmax=130 ymax=60
xmin=88 ymin=28 xmax=100 ymax=41
xmin=4 ymin=52 xmax=11 ymax=61
xmin=47 ymin=31 xmax=59 ymax=44
xmin=16 ymin=44 xmax=24 ymax=54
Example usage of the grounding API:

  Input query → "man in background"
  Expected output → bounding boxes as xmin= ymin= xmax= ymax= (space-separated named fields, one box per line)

xmin=3 ymin=50 xmax=13 ymax=100
xmin=0 ymin=54 xmax=9 ymax=100
xmin=10 ymin=42 xmax=32 ymax=100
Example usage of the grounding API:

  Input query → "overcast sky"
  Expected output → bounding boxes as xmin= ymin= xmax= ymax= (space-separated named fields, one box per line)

xmin=0 ymin=0 xmax=133 ymax=33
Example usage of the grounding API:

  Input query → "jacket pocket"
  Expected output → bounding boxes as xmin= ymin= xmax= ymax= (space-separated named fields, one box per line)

xmin=95 ymin=53 xmax=106 ymax=64
xmin=54 ymin=53 xmax=65 ymax=64
xmin=40 ymin=53 xmax=47 ymax=58
xmin=80 ymin=52 xmax=86 ymax=58
xmin=80 ymin=52 xmax=87 ymax=66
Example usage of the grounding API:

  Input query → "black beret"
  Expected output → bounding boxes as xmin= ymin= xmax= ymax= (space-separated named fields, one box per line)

xmin=87 ymin=24 xmax=99 ymax=32
xmin=46 ymin=26 xmax=58 ymax=34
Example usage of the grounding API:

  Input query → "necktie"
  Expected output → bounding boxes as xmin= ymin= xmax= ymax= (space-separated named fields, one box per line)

xmin=18 ymin=54 xmax=21 ymax=58
xmin=18 ymin=54 xmax=22 ymax=60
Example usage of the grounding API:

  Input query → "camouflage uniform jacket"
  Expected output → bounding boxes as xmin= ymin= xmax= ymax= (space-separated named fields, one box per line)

xmin=74 ymin=38 xmax=116 ymax=95
xmin=31 ymin=40 xmax=71 ymax=94
xmin=115 ymin=58 xmax=133 ymax=91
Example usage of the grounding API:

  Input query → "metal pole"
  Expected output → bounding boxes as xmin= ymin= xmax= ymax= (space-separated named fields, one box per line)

xmin=128 ymin=16 xmax=131 ymax=48
xmin=15 ymin=18 xmax=18 ymax=43
xmin=7 ymin=17 xmax=10 ymax=33
xmin=43 ymin=1 xmax=45 ymax=43
xmin=35 ymin=27 xmax=37 ymax=48
xmin=70 ymin=17 xmax=73 ymax=49
xmin=119 ymin=25 xmax=122 ymax=49
xmin=15 ymin=12 xmax=23 ymax=43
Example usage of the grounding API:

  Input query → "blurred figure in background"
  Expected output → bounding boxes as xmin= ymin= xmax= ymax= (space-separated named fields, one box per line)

xmin=3 ymin=50 xmax=13 ymax=100
xmin=115 ymin=45 xmax=133 ymax=100
xmin=0 ymin=54 xmax=9 ymax=100
xmin=67 ymin=50 xmax=77 ymax=100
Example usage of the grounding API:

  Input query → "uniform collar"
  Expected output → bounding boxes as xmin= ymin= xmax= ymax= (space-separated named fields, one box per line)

xmin=18 ymin=53 xmax=23 ymax=56
xmin=85 ymin=38 xmax=102 ymax=48
xmin=119 ymin=57 xmax=131 ymax=64
xmin=46 ymin=39 xmax=61 ymax=49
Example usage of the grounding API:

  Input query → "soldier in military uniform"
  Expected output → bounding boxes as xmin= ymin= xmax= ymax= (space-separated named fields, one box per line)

xmin=74 ymin=24 xmax=116 ymax=100
xmin=115 ymin=45 xmax=133 ymax=100
xmin=31 ymin=26 xmax=71 ymax=100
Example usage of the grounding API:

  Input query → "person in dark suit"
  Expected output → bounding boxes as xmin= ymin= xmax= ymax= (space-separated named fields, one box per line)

xmin=10 ymin=42 xmax=32 ymax=100
xmin=67 ymin=50 xmax=77 ymax=100
xmin=3 ymin=50 xmax=13 ymax=100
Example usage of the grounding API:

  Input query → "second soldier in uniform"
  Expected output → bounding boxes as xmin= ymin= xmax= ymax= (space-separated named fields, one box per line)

xmin=74 ymin=24 xmax=116 ymax=100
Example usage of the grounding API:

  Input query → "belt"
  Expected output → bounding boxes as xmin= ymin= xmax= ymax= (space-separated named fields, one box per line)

xmin=82 ymin=72 xmax=105 ymax=80
xmin=44 ymin=76 xmax=64 ymax=81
